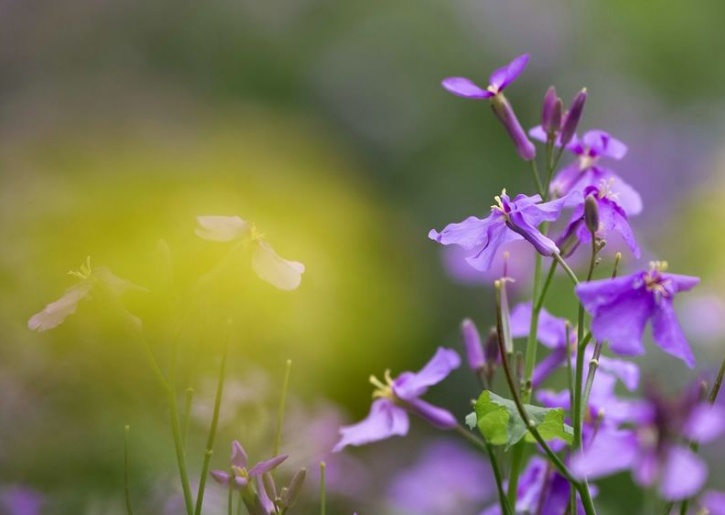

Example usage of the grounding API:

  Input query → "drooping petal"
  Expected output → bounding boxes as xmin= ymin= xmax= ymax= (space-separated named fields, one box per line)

xmin=441 ymin=77 xmax=494 ymax=99
xmin=196 ymin=215 xmax=249 ymax=242
xmin=659 ymin=446 xmax=708 ymax=501
xmin=507 ymin=211 xmax=559 ymax=256
xmin=28 ymin=281 xmax=93 ymax=332
xmin=393 ymin=347 xmax=461 ymax=400
xmin=333 ymin=399 xmax=409 ymax=452
xmin=651 ymin=297 xmax=695 ymax=368
xmin=587 ymin=288 xmax=653 ymax=357
xmin=249 ymin=454 xmax=288 ymax=477
xmin=252 ymin=240 xmax=305 ymax=291
xmin=429 ymin=215 xmax=495 ymax=250
xmin=683 ymin=405 xmax=725 ymax=444
xmin=256 ymin=476 xmax=275 ymax=513
xmin=230 ymin=440 xmax=248 ymax=468
xmin=489 ymin=54 xmax=529 ymax=91
xmin=210 ymin=470 xmax=232 ymax=486
xmin=571 ymin=429 xmax=638 ymax=480
xmin=509 ymin=302 xmax=569 ymax=348
xmin=405 ymin=397 xmax=458 ymax=429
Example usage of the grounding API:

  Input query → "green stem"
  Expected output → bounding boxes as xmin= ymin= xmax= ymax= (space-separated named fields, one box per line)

xmin=182 ymin=387 xmax=195 ymax=447
xmin=523 ymin=252 xmax=544 ymax=398
xmin=534 ymin=260 xmax=558 ymax=313
xmin=530 ymin=159 xmax=545 ymax=198
xmin=455 ymin=425 xmax=512 ymax=515
xmin=551 ymin=253 xmax=579 ymax=285
xmin=169 ymin=336 xmax=195 ymax=515
xmin=581 ymin=341 xmax=603 ymax=412
xmin=194 ymin=327 xmax=232 ymax=515
xmin=274 ymin=360 xmax=293 ymax=458
xmin=228 ymin=473 xmax=234 ymax=515
xmin=124 ymin=425 xmax=135 ymax=515
xmin=507 ymin=443 xmax=525 ymax=510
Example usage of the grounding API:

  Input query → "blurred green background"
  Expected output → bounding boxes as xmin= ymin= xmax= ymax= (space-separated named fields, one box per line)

xmin=1 ymin=0 xmax=725 ymax=513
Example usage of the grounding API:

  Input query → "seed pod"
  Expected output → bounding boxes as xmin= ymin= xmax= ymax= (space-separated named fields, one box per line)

xmin=585 ymin=195 xmax=600 ymax=233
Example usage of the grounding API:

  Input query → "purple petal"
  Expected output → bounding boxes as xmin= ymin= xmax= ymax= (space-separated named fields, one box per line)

xmin=509 ymin=302 xmax=569 ymax=348
xmin=588 ymin=198 xmax=640 ymax=258
xmin=490 ymin=95 xmax=536 ymax=160
xmin=532 ymin=347 xmax=568 ymax=389
xmin=429 ymin=215 xmax=495 ymax=250
xmin=659 ymin=446 xmax=708 ymax=501
xmin=256 ymin=476 xmax=274 ymax=512
xmin=702 ymin=491 xmax=725 ymax=515
xmin=521 ymin=189 xmax=583 ymax=226
xmin=252 ymin=240 xmax=305 ymax=291
xmin=210 ymin=470 xmax=231 ymax=486
xmin=596 ymin=169 xmax=643 ymax=216
xmin=441 ymin=77 xmax=493 ymax=99
xmin=249 ymin=454 xmax=288 ymax=477
xmin=333 ymin=399 xmax=409 ymax=452
xmin=461 ymin=318 xmax=485 ymax=371
xmin=662 ymin=273 xmax=700 ymax=294
xmin=196 ymin=215 xmax=249 ymax=242
xmin=571 ymin=429 xmax=638 ymax=480
xmin=651 ymin=297 xmax=695 ymax=367
xmin=536 ymin=389 xmax=570 ymax=410
xmin=393 ymin=347 xmax=461 ymax=400
xmin=683 ymin=405 xmax=725 ymax=444
xmin=230 ymin=441 xmax=248 ymax=468
xmin=549 ymin=162 xmax=583 ymax=198
xmin=581 ymin=130 xmax=627 ymax=160
xmin=465 ymin=222 xmax=523 ymax=272
xmin=597 ymin=355 xmax=640 ymax=391
xmin=405 ymin=397 xmax=458 ymax=429
xmin=528 ymin=125 xmax=547 ymax=143
xmin=488 ymin=54 xmax=529 ymax=91
xmin=633 ymin=449 xmax=659 ymax=487
xmin=507 ymin=211 xmax=559 ymax=255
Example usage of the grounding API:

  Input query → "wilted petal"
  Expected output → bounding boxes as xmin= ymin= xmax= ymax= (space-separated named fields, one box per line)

xmin=683 ymin=405 xmax=725 ymax=444
xmin=196 ymin=215 xmax=249 ymax=242
xmin=249 ymin=454 xmax=288 ymax=477
xmin=252 ymin=240 xmax=305 ymax=291
xmin=230 ymin=441 xmax=248 ymax=468
xmin=333 ymin=399 xmax=409 ymax=452
xmin=659 ymin=446 xmax=708 ymax=501
xmin=651 ymin=297 xmax=695 ymax=368
xmin=571 ymin=429 xmax=638 ymax=480
xmin=28 ymin=282 xmax=93 ymax=332
xmin=441 ymin=77 xmax=493 ymax=99
xmin=393 ymin=347 xmax=461 ymax=400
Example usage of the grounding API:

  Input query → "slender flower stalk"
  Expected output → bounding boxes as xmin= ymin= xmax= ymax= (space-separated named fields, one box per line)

xmin=169 ymin=335 xmax=195 ymax=515
xmin=274 ymin=360 xmax=293 ymax=459
xmin=124 ymin=425 xmax=134 ymax=515
xmin=194 ymin=324 xmax=232 ymax=515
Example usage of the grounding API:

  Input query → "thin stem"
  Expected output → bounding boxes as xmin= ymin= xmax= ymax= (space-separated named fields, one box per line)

xmin=551 ymin=253 xmax=579 ymax=285
xmin=530 ymin=159 xmax=545 ymax=198
xmin=581 ymin=341 xmax=603 ymax=412
xmin=523 ymin=252 xmax=544 ymax=399
xmin=169 ymin=336 xmax=195 ymax=515
xmin=454 ymin=425 xmax=513 ymax=515
xmin=319 ymin=462 xmax=326 ymax=515
xmin=274 ymin=360 xmax=293 ymax=458
xmin=124 ymin=425 xmax=135 ymax=515
xmin=708 ymin=353 xmax=725 ymax=405
xmin=182 ymin=387 xmax=195 ymax=446
xmin=194 ymin=325 xmax=232 ymax=515
xmin=533 ymin=260 xmax=558 ymax=313
xmin=236 ymin=491 xmax=244 ymax=515
xmin=565 ymin=323 xmax=574 ymax=409
xmin=507 ymin=443 xmax=525 ymax=510
xmin=228 ymin=473 xmax=234 ymax=515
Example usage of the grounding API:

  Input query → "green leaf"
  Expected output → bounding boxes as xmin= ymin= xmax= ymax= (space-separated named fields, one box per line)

xmin=473 ymin=390 xmax=573 ymax=449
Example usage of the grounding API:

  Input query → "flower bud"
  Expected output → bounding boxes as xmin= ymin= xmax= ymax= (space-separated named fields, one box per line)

xmin=282 ymin=468 xmax=306 ymax=508
xmin=483 ymin=327 xmax=500 ymax=366
xmin=584 ymin=195 xmax=600 ymax=233
xmin=262 ymin=472 xmax=277 ymax=501
xmin=542 ymin=87 xmax=562 ymax=135
xmin=490 ymin=94 xmax=536 ymax=161
xmin=560 ymin=88 xmax=587 ymax=147
xmin=461 ymin=318 xmax=485 ymax=371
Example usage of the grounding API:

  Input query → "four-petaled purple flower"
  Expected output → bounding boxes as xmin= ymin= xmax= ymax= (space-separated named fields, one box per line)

xmin=429 ymin=190 xmax=581 ymax=272
xmin=333 ymin=348 xmax=461 ymax=452
xmin=530 ymin=128 xmax=642 ymax=216
xmin=576 ymin=261 xmax=699 ymax=367
xmin=211 ymin=441 xmax=288 ymax=490
xmin=571 ymin=385 xmax=725 ymax=501
xmin=442 ymin=55 xmax=536 ymax=161
xmin=558 ymin=182 xmax=640 ymax=258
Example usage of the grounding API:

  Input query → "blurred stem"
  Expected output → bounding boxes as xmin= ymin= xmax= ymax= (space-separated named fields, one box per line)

xmin=124 ymin=425 xmax=135 ymax=515
xmin=182 ymin=386 xmax=195 ymax=446
xmin=169 ymin=335 xmax=195 ymax=515
xmin=530 ymin=160 xmax=545 ymax=198
xmin=237 ymin=491 xmax=244 ymax=515
xmin=543 ymin=139 xmax=555 ymax=200
xmin=274 ymin=360 xmax=293 ymax=458
xmin=455 ymin=425 xmax=512 ymax=515
xmin=195 ymin=323 xmax=232 ymax=515
xmin=228 ymin=473 xmax=234 ymax=515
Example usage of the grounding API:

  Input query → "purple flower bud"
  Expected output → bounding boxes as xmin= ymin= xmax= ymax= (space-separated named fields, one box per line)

xmin=490 ymin=95 xmax=536 ymax=161
xmin=560 ymin=88 xmax=587 ymax=147
xmin=262 ymin=472 xmax=277 ymax=501
xmin=584 ymin=194 xmax=600 ymax=233
xmin=541 ymin=87 xmax=562 ymax=135
xmin=483 ymin=327 xmax=500 ymax=366
xmin=461 ymin=318 xmax=485 ymax=371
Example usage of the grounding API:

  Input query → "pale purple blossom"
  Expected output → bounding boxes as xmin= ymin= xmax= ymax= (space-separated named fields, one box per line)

xmin=333 ymin=348 xmax=461 ymax=452
xmin=429 ymin=190 xmax=581 ymax=272
xmin=196 ymin=216 xmax=304 ymax=291
xmin=211 ymin=441 xmax=288 ymax=490
xmin=576 ymin=262 xmax=699 ymax=367
xmin=0 ymin=485 xmax=44 ymax=515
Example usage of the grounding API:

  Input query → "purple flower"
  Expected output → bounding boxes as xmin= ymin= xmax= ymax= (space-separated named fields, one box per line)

xmin=429 ymin=190 xmax=581 ymax=272
xmin=333 ymin=348 xmax=461 ymax=452
xmin=387 ymin=440 xmax=494 ymax=515
xmin=0 ymin=485 xmax=44 ymax=515
xmin=196 ymin=216 xmax=305 ymax=291
xmin=558 ymin=182 xmax=640 ymax=258
xmin=28 ymin=257 xmax=146 ymax=332
xmin=571 ymin=387 xmax=725 ymax=501
xmin=211 ymin=441 xmax=288 ymax=490
xmin=442 ymin=55 xmax=535 ymax=161
xmin=576 ymin=262 xmax=700 ymax=367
